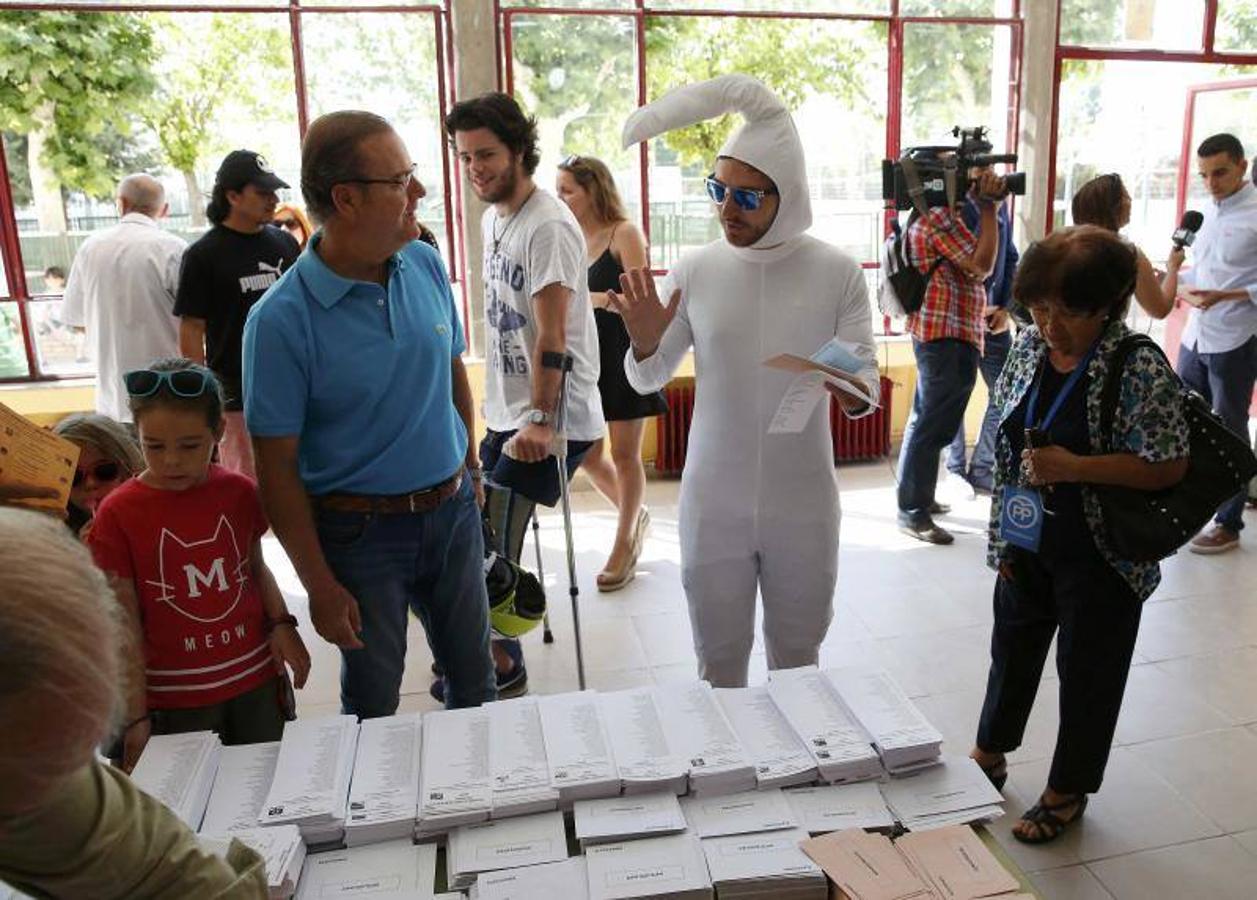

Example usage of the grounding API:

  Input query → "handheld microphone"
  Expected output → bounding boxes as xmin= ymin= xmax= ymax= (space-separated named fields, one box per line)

xmin=1172 ymin=210 xmax=1204 ymax=249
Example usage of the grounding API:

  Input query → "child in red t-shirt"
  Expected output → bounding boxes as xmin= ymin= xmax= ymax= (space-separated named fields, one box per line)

xmin=89 ymin=358 xmax=310 ymax=771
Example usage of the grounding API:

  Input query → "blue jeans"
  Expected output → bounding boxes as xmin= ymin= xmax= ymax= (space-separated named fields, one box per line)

xmin=316 ymin=475 xmax=496 ymax=716
xmin=947 ymin=329 xmax=1012 ymax=485
xmin=1177 ymin=336 xmax=1257 ymax=533
xmin=897 ymin=338 xmax=980 ymax=524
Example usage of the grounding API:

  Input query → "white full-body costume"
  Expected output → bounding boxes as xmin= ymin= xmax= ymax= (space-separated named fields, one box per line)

xmin=622 ymin=75 xmax=880 ymax=688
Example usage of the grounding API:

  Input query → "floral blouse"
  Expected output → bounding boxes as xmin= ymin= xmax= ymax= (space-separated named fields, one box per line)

xmin=987 ymin=320 xmax=1190 ymax=600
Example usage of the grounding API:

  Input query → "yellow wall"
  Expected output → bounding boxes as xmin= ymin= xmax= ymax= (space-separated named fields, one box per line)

xmin=0 ymin=344 xmax=989 ymax=457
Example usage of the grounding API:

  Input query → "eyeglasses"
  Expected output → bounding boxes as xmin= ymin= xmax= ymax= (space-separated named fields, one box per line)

xmin=124 ymin=368 xmax=214 ymax=398
xmin=704 ymin=175 xmax=777 ymax=212
xmin=340 ymin=163 xmax=419 ymax=191
xmin=73 ymin=461 xmax=122 ymax=487
xmin=275 ymin=218 xmax=298 ymax=228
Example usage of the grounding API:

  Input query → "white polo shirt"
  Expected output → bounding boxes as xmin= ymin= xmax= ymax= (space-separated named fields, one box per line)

xmin=61 ymin=213 xmax=187 ymax=421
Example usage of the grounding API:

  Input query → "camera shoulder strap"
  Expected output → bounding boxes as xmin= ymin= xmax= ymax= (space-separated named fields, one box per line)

xmin=899 ymin=156 xmax=932 ymax=220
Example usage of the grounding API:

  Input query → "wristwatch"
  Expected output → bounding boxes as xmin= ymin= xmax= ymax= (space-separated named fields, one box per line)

xmin=266 ymin=613 xmax=299 ymax=634
xmin=526 ymin=409 xmax=553 ymax=427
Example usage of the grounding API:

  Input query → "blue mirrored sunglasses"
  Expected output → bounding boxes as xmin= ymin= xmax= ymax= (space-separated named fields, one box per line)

xmin=124 ymin=368 xmax=213 ymax=398
xmin=704 ymin=175 xmax=776 ymax=212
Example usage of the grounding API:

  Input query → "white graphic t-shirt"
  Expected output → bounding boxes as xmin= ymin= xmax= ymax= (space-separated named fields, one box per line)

xmin=481 ymin=189 xmax=604 ymax=441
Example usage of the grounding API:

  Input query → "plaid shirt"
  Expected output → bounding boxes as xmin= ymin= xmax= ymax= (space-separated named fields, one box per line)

xmin=904 ymin=207 xmax=987 ymax=351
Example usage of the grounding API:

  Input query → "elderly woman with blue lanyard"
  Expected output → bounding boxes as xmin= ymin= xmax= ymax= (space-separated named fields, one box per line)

xmin=967 ymin=225 xmax=1190 ymax=844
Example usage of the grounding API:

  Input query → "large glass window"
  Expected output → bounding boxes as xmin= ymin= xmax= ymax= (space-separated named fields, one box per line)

xmin=1216 ymin=0 xmax=1257 ymax=51
xmin=1059 ymin=0 xmax=1207 ymax=50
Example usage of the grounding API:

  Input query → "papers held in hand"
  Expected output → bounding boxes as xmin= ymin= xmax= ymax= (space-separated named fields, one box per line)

xmin=0 ymin=401 xmax=79 ymax=512
xmin=764 ymin=338 xmax=879 ymax=434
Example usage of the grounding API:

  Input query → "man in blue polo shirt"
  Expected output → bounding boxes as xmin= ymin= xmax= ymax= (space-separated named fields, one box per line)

xmin=242 ymin=110 xmax=495 ymax=716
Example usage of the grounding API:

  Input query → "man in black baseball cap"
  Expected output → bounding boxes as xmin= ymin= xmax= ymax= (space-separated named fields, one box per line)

xmin=174 ymin=149 xmax=300 ymax=478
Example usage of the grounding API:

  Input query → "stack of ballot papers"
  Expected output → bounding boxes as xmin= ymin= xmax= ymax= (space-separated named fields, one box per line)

xmin=700 ymin=827 xmax=826 ymax=900
xmin=345 ymin=713 xmax=422 ymax=846
xmin=681 ymin=789 xmax=798 ymax=839
xmin=600 ymin=688 xmax=688 ymax=795
xmin=418 ymin=706 xmax=492 ymax=832
xmin=783 ymin=782 xmax=896 ymax=835
xmin=574 ymin=792 xmax=688 ymax=847
xmin=445 ymin=810 xmax=569 ymax=889
xmin=800 ymin=829 xmax=936 ymax=900
xmin=200 ymin=825 xmax=306 ymax=900
xmin=896 ymin=826 xmax=1023 ymax=900
xmin=879 ymin=757 xmax=1004 ymax=831
xmin=294 ymin=840 xmax=437 ymax=899
xmin=130 ymin=730 xmax=222 ymax=830
xmin=585 ymin=833 xmax=713 ymax=900
xmin=538 ymin=691 xmax=621 ymax=804
xmin=260 ymin=715 xmax=360 ymax=848
xmin=471 ymin=856 xmax=589 ymax=900
xmin=489 ymin=697 xmax=560 ymax=817
xmin=766 ymin=667 xmax=883 ymax=784
xmin=825 ymin=668 xmax=943 ymax=774
xmin=714 ymin=687 xmax=817 ymax=789
xmin=654 ymin=681 xmax=756 ymax=797
xmin=200 ymin=742 xmax=280 ymax=835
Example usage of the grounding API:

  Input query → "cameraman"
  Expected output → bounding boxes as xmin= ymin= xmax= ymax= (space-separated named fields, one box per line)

xmin=897 ymin=164 xmax=1007 ymax=544
xmin=947 ymin=164 xmax=1020 ymax=496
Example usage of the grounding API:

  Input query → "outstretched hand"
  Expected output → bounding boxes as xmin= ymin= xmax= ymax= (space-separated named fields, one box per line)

xmin=606 ymin=267 xmax=682 ymax=361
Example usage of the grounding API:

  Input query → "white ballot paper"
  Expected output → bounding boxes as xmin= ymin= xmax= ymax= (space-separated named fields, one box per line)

xmin=825 ymin=667 xmax=943 ymax=773
xmin=700 ymin=826 xmax=821 ymax=886
xmin=879 ymin=756 xmax=1005 ymax=831
xmin=346 ymin=713 xmax=422 ymax=846
xmin=419 ymin=706 xmax=492 ymax=829
xmin=472 ymin=856 xmax=589 ymax=900
xmin=585 ymin=833 xmax=713 ymax=900
xmin=714 ymin=686 xmax=817 ymax=789
xmin=200 ymin=742 xmax=280 ymax=835
xmin=574 ymin=792 xmax=688 ymax=846
xmin=294 ymin=839 xmax=437 ymax=899
xmin=131 ymin=730 xmax=222 ymax=830
xmin=538 ymin=691 xmax=621 ymax=803
xmin=600 ymin=688 xmax=688 ymax=795
xmin=764 ymin=337 xmax=878 ymax=434
xmin=767 ymin=667 xmax=883 ymax=784
xmin=446 ymin=810 xmax=568 ymax=889
xmin=201 ymin=825 xmax=306 ymax=900
xmin=653 ymin=681 xmax=756 ymax=797
xmin=681 ymin=789 xmax=798 ymax=839
xmin=260 ymin=715 xmax=359 ymax=846
xmin=489 ymin=696 xmax=559 ymax=818
xmin=783 ymin=782 xmax=897 ymax=835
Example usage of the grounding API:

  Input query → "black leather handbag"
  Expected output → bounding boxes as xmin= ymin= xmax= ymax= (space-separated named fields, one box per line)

xmin=1095 ymin=334 xmax=1257 ymax=562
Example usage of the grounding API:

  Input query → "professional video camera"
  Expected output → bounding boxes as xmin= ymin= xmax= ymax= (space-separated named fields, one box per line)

xmin=882 ymin=126 xmax=1025 ymax=212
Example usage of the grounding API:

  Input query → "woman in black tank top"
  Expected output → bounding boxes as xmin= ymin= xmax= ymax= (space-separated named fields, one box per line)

xmin=558 ymin=155 xmax=667 ymax=592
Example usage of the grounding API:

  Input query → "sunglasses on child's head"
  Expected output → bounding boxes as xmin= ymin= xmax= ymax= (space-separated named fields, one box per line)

xmin=704 ymin=175 xmax=777 ymax=212
xmin=275 ymin=218 xmax=298 ymax=229
xmin=124 ymin=368 xmax=214 ymax=399
xmin=73 ymin=461 xmax=121 ymax=487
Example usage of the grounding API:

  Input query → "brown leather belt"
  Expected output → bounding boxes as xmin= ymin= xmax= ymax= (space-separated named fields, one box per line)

xmin=313 ymin=472 xmax=462 ymax=514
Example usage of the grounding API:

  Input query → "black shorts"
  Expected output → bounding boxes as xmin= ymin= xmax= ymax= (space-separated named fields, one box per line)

xmin=481 ymin=429 xmax=593 ymax=507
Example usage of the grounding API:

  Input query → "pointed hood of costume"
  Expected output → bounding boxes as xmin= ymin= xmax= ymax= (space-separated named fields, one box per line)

xmin=622 ymin=74 xmax=811 ymax=251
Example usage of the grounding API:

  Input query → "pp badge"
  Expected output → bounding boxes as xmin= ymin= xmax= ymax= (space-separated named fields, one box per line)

xmin=1000 ymin=486 xmax=1044 ymax=552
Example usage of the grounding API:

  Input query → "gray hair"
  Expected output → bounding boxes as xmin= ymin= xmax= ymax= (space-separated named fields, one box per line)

xmin=54 ymin=412 xmax=145 ymax=477
xmin=0 ymin=509 xmax=126 ymax=814
xmin=117 ymin=173 xmax=166 ymax=217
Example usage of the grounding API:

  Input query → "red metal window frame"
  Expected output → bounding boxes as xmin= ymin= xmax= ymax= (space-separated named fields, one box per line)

xmin=494 ymin=1 xmax=1024 ymax=334
xmin=1046 ymin=0 xmax=1257 ymax=236
xmin=0 ymin=0 xmax=462 ymax=384
xmin=1176 ymin=75 xmax=1257 ymax=221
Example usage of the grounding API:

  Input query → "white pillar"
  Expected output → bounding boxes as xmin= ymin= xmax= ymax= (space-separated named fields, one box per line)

xmin=1015 ymin=0 xmax=1060 ymax=246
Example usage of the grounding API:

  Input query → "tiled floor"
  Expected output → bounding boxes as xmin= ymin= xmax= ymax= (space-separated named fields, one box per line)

xmin=264 ymin=461 xmax=1257 ymax=900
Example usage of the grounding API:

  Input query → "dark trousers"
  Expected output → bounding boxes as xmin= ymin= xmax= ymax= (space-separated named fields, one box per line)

xmin=976 ymin=547 xmax=1142 ymax=795
xmin=1177 ymin=336 xmax=1257 ymax=532
xmin=947 ymin=328 xmax=1012 ymax=483
xmin=897 ymin=338 xmax=981 ymax=522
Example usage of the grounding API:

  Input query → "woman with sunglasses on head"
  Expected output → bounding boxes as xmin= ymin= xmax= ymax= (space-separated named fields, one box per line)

xmin=1071 ymin=173 xmax=1181 ymax=319
xmin=557 ymin=154 xmax=665 ymax=590
xmin=53 ymin=412 xmax=145 ymax=537
xmin=87 ymin=358 xmax=310 ymax=772
xmin=272 ymin=202 xmax=314 ymax=251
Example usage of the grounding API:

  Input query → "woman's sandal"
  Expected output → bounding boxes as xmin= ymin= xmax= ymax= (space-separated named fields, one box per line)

xmin=1013 ymin=793 xmax=1088 ymax=845
xmin=978 ymin=757 xmax=1008 ymax=792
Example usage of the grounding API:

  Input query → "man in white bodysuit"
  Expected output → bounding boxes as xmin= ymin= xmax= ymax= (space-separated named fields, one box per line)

xmin=611 ymin=75 xmax=880 ymax=688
